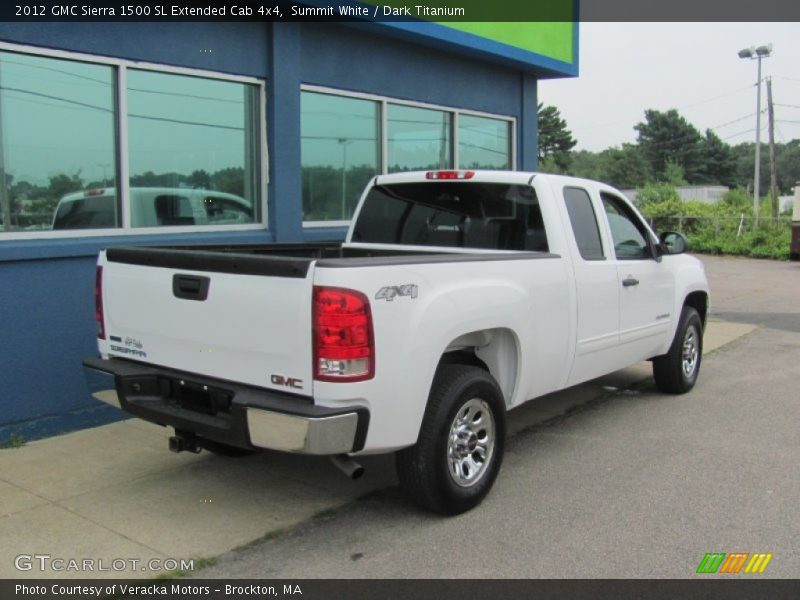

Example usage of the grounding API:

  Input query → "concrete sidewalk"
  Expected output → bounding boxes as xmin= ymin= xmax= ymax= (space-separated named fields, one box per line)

xmin=0 ymin=320 xmax=755 ymax=579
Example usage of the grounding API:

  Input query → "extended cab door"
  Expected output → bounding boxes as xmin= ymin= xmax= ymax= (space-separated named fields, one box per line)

xmin=560 ymin=185 xmax=622 ymax=386
xmin=598 ymin=191 xmax=675 ymax=362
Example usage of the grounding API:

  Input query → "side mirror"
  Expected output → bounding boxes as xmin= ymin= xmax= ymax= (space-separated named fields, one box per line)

xmin=659 ymin=231 xmax=690 ymax=255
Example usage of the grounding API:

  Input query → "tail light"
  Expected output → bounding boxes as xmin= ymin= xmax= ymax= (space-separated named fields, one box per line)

xmin=313 ymin=286 xmax=374 ymax=382
xmin=425 ymin=170 xmax=475 ymax=180
xmin=95 ymin=266 xmax=105 ymax=340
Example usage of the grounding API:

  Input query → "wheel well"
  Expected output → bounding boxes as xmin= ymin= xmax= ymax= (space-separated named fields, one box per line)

xmin=684 ymin=291 xmax=708 ymax=328
xmin=439 ymin=350 xmax=489 ymax=371
xmin=438 ymin=328 xmax=518 ymax=407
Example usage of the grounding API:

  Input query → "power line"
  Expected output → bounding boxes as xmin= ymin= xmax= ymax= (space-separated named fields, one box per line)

xmin=708 ymin=112 xmax=756 ymax=130
xmin=775 ymin=103 xmax=800 ymax=110
xmin=676 ymin=84 xmax=754 ymax=111
xmin=0 ymin=85 xmax=111 ymax=113
xmin=721 ymin=128 xmax=756 ymax=141
xmin=572 ymin=86 xmax=757 ymax=133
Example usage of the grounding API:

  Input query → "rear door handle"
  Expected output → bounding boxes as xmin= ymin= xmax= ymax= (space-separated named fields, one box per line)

xmin=622 ymin=277 xmax=640 ymax=287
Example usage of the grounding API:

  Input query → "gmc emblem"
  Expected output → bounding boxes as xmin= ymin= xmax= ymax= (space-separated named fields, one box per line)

xmin=270 ymin=374 xmax=304 ymax=390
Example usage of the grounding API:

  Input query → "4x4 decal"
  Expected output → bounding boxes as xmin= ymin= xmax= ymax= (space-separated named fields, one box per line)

xmin=375 ymin=284 xmax=418 ymax=302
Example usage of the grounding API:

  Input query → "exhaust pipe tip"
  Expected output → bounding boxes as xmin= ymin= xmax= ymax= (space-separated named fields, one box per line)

xmin=330 ymin=454 xmax=364 ymax=480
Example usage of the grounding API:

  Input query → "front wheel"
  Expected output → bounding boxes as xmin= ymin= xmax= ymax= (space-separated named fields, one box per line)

xmin=395 ymin=365 xmax=506 ymax=515
xmin=653 ymin=306 xmax=703 ymax=394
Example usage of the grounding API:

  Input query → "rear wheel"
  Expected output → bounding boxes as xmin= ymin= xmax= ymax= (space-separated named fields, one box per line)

xmin=395 ymin=365 xmax=506 ymax=515
xmin=653 ymin=306 xmax=703 ymax=394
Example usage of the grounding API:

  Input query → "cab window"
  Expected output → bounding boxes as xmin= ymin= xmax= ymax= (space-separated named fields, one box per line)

xmin=601 ymin=193 xmax=651 ymax=260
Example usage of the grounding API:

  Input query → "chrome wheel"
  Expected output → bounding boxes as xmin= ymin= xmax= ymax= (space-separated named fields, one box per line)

xmin=447 ymin=397 xmax=495 ymax=488
xmin=682 ymin=325 xmax=699 ymax=378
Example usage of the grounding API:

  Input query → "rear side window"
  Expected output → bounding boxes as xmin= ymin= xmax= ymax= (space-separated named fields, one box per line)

xmin=351 ymin=182 xmax=548 ymax=251
xmin=53 ymin=196 xmax=117 ymax=230
xmin=563 ymin=187 xmax=604 ymax=260
xmin=154 ymin=195 xmax=194 ymax=226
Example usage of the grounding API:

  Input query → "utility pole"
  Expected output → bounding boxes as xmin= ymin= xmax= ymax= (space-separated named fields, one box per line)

xmin=766 ymin=77 xmax=779 ymax=219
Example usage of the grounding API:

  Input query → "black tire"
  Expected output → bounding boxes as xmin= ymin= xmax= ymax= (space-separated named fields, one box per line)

xmin=395 ymin=365 xmax=506 ymax=515
xmin=653 ymin=306 xmax=703 ymax=394
xmin=200 ymin=439 xmax=255 ymax=457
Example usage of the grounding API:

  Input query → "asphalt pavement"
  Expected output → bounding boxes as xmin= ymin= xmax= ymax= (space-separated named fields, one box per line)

xmin=193 ymin=255 xmax=800 ymax=579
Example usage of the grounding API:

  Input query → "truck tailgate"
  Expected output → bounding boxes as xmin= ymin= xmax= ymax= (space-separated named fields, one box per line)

xmin=101 ymin=248 xmax=314 ymax=394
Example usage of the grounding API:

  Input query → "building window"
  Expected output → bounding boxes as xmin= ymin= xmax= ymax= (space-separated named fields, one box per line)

xmin=388 ymin=104 xmax=451 ymax=173
xmin=301 ymin=87 xmax=515 ymax=225
xmin=0 ymin=45 xmax=265 ymax=238
xmin=301 ymin=92 xmax=381 ymax=222
xmin=0 ymin=51 xmax=118 ymax=232
xmin=458 ymin=114 xmax=512 ymax=170
xmin=126 ymin=70 xmax=261 ymax=228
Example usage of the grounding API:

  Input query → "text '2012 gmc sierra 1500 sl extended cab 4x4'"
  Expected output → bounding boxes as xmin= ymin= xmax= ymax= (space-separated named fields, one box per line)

xmin=84 ymin=170 xmax=709 ymax=514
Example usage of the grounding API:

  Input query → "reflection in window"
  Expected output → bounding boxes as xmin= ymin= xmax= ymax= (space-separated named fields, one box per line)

xmin=0 ymin=52 xmax=118 ymax=232
xmin=458 ymin=114 xmax=511 ymax=170
xmin=388 ymin=104 xmax=451 ymax=173
xmin=301 ymin=92 xmax=380 ymax=221
xmin=126 ymin=69 xmax=260 ymax=227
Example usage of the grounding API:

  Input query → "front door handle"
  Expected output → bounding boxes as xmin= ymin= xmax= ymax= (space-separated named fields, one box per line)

xmin=622 ymin=277 xmax=639 ymax=287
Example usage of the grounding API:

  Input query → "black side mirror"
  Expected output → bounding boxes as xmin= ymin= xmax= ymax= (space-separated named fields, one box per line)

xmin=659 ymin=231 xmax=690 ymax=255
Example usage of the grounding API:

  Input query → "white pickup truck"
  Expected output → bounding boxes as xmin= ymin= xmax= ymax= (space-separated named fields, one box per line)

xmin=84 ymin=170 xmax=709 ymax=515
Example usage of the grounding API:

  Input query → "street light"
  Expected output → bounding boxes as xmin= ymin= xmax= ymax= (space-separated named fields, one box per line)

xmin=738 ymin=43 xmax=772 ymax=226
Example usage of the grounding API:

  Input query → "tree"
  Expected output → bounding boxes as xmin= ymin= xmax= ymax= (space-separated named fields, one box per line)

xmin=537 ymin=103 xmax=577 ymax=172
xmin=599 ymin=144 xmax=652 ymax=189
xmin=634 ymin=109 xmax=705 ymax=183
xmin=775 ymin=139 xmax=800 ymax=195
xmin=699 ymin=129 xmax=736 ymax=186
xmin=567 ymin=149 xmax=605 ymax=181
xmin=187 ymin=169 xmax=211 ymax=189
xmin=48 ymin=172 xmax=84 ymax=202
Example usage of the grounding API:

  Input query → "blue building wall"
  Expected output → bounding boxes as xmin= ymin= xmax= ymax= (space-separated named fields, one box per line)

xmin=0 ymin=22 xmax=544 ymax=443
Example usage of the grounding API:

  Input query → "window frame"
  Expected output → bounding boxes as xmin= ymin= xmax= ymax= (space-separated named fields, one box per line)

xmin=0 ymin=41 xmax=268 ymax=241
xmin=301 ymin=84 xmax=517 ymax=228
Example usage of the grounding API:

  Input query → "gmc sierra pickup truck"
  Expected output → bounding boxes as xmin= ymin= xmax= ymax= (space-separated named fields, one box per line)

xmin=84 ymin=170 xmax=709 ymax=515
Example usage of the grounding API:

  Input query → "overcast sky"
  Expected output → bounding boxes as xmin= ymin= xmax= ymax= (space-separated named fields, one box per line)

xmin=538 ymin=22 xmax=800 ymax=152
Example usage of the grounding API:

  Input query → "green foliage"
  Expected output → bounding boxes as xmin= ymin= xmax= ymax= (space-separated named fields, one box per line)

xmin=537 ymin=103 xmax=577 ymax=171
xmin=635 ymin=109 xmax=705 ymax=183
xmin=721 ymin=188 xmax=751 ymax=211
xmin=1 ymin=433 xmax=26 ymax=449
xmin=536 ymin=156 xmax=561 ymax=174
xmin=662 ymin=160 xmax=687 ymax=186
xmin=635 ymin=182 xmax=683 ymax=216
xmin=700 ymin=129 xmax=737 ymax=186
xmin=637 ymin=184 xmax=791 ymax=260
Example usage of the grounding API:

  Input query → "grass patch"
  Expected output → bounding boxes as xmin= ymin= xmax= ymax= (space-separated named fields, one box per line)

xmin=1 ymin=433 xmax=26 ymax=449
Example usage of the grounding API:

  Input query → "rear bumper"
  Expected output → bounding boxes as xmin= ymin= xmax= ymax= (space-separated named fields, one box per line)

xmin=83 ymin=357 xmax=369 ymax=455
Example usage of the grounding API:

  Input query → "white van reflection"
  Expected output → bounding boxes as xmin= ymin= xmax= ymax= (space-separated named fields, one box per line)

xmin=52 ymin=187 xmax=254 ymax=230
